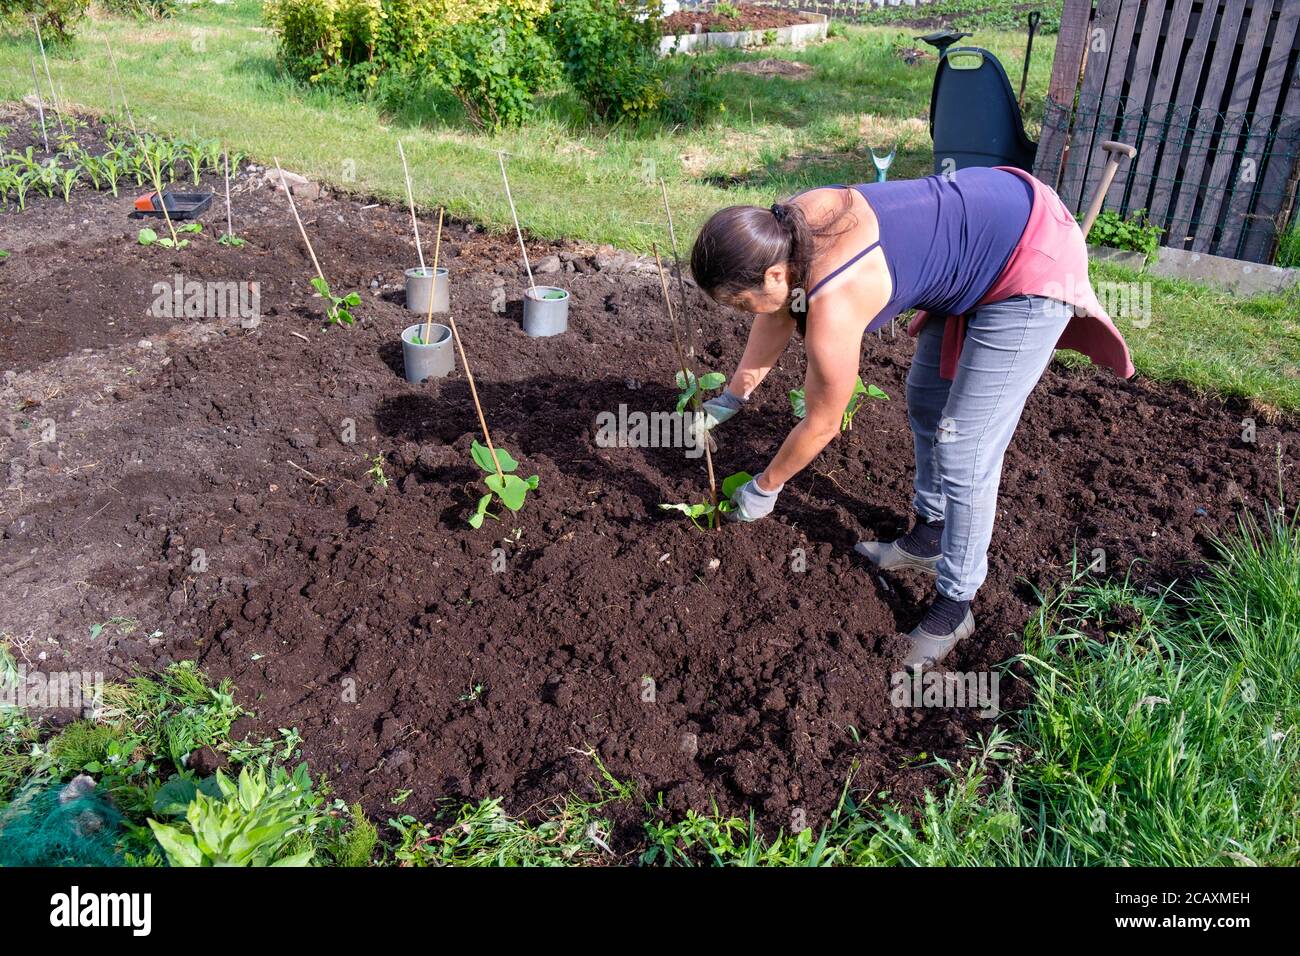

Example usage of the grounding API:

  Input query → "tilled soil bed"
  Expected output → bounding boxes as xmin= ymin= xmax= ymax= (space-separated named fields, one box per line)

xmin=662 ymin=3 xmax=816 ymax=34
xmin=2 ymin=111 xmax=1296 ymax=853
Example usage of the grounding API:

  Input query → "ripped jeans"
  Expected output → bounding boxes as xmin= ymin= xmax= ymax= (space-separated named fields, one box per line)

xmin=906 ymin=295 xmax=1071 ymax=601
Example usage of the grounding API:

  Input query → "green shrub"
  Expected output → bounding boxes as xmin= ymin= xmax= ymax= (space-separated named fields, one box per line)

xmin=2 ymin=0 xmax=91 ymax=41
xmin=546 ymin=0 xmax=665 ymax=123
xmin=1085 ymin=208 xmax=1164 ymax=259
xmin=424 ymin=9 xmax=557 ymax=130
xmin=264 ymin=0 xmax=552 ymax=85
xmin=100 ymin=0 xmax=178 ymax=18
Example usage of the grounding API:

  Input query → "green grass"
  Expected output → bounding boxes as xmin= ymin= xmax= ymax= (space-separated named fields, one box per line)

xmin=862 ymin=0 xmax=1065 ymax=33
xmin=0 ymin=2 xmax=1056 ymax=250
xmin=1084 ymin=260 xmax=1300 ymax=414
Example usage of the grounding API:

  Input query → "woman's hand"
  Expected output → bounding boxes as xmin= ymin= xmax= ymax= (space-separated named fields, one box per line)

xmin=724 ymin=473 xmax=783 ymax=522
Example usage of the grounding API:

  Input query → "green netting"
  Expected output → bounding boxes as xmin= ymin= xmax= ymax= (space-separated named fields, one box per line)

xmin=1042 ymin=94 xmax=1300 ymax=263
xmin=0 ymin=779 xmax=125 ymax=867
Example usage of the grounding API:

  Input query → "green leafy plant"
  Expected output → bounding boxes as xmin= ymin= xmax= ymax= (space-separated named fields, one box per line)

xmin=675 ymin=369 xmax=725 ymax=413
xmin=138 ymin=225 xmax=191 ymax=249
xmin=468 ymin=439 xmax=539 ymax=529
xmin=310 ymin=276 xmax=361 ymax=325
xmin=1084 ymin=208 xmax=1164 ymax=259
xmin=714 ymin=1 xmax=740 ymax=18
xmin=547 ymin=0 xmax=665 ymax=123
xmin=424 ymin=10 xmax=557 ymax=132
xmin=146 ymin=763 xmax=321 ymax=867
xmin=659 ymin=470 xmax=751 ymax=530
xmin=366 ymin=454 xmax=388 ymax=488
xmin=2 ymin=0 xmax=91 ymax=42
xmin=789 ymin=376 xmax=888 ymax=431
xmin=218 ymin=233 xmax=247 ymax=248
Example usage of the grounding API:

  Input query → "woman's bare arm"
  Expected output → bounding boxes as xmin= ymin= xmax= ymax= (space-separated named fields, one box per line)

xmin=727 ymin=308 xmax=797 ymax=398
xmin=756 ymin=295 xmax=869 ymax=491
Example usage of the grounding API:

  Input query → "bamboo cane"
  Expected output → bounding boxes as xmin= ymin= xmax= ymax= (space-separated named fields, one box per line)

xmin=497 ymin=151 xmax=536 ymax=294
xmin=654 ymin=243 xmax=717 ymax=514
xmin=422 ymin=208 xmax=444 ymax=348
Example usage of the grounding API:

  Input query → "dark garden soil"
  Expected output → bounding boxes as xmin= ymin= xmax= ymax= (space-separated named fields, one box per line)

xmin=2 ymin=109 xmax=1297 ymax=853
xmin=662 ymin=4 xmax=816 ymax=35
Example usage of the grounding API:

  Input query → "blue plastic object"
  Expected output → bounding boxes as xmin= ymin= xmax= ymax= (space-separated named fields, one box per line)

xmin=929 ymin=47 xmax=1037 ymax=175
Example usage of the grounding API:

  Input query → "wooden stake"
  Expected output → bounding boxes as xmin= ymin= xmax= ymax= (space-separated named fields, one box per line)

xmin=658 ymin=178 xmax=693 ymax=358
xmin=497 ymin=151 xmax=535 ymax=294
xmin=654 ymin=243 xmax=717 ymax=513
xmin=273 ymin=156 xmax=329 ymax=293
xmin=28 ymin=57 xmax=48 ymax=153
xmin=103 ymin=38 xmax=136 ymax=132
xmin=223 ymin=150 xmax=234 ymax=239
xmin=396 ymin=140 xmax=425 ymax=271
xmin=31 ymin=17 xmax=64 ymax=137
xmin=446 ymin=305 xmax=504 ymax=482
xmin=421 ymin=208 xmax=444 ymax=348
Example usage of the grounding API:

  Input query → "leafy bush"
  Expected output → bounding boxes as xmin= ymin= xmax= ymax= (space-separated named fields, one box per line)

xmin=546 ymin=0 xmax=664 ymax=122
xmin=100 ymin=0 xmax=179 ymax=18
xmin=1085 ymin=208 xmax=1164 ymax=259
xmin=424 ymin=10 xmax=557 ymax=131
xmin=264 ymin=0 xmax=552 ymax=85
xmin=1 ymin=0 xmax=91 ymax=41
xmin=147 ymin=763 xmax=323 ymax=867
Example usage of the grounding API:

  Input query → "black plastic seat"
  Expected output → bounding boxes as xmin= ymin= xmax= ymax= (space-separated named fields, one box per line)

xmin=930 ymin=46 xmax=1037 ymax=174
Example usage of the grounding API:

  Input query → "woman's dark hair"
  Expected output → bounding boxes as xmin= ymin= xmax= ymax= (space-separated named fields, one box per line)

xmin=689 ymin=193 xmax=853 ymax=330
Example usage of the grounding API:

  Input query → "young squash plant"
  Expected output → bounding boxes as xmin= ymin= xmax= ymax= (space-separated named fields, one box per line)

xmin=789 ymin=376 xmax=888 ymax=431
xmin=310 ymin=276 xmax=361 ymax=326
xmin=659 ymin=471 xmax=751 ymax=530
xmin=675 ymin=369 xmax=725 ymax=413
xmin=468 ymin=439 xmax=539 ymax=529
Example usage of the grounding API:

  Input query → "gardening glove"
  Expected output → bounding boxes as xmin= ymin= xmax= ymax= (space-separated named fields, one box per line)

xmin=691 ymin=389 xmax=747 ymax=448
xmin=725 ymin=475 xmax=783 ymax=523
xmin=699 ymin=389 xmax=747 ymax=431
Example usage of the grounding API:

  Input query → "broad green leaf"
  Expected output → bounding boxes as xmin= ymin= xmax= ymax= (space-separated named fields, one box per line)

xmin=148 ymin=819 xmax=205 ymax=867
xmin=698 ymin=371 xmax=726 ymax=390
xmin=866 ymin=384 xmax=890 ymax=400
xmin=675 ymin=381 xmax=697 ymax=413
xmin=310 ymin=276 xmax=330 ymax=297
xmin=470 ymin=439 xmax=518 ymax=474
xmin=138 ymin=227 xmax=158 ymax=246
xmin=485 ymin=473 xmax=530 ymax=511
xmin=721 ymin=471 xmax=753 ymax=500
xmin=525 ymin=474 xmax=539 ymax=490
xmin=342 ymin=292 xmax=361 ymax=306
xmin=659 ymin=502 xmax=709 ymax=518
xmin=674 ymin=370 xmax=696 ymax=390
xmin=468 ymin=493 xmax=494 ymax=529
xmin=789 ymin=388 xmax=806 ymax=419
xmin=270 ymin=849 xmax=316 ymax=867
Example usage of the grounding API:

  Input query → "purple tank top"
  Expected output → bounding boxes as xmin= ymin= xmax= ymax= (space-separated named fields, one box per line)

xmin=806 ymin=167 xmax=1033 ymax=331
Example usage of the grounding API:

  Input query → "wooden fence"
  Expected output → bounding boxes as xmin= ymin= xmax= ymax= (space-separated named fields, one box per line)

xmin=1035 ymin=0 xmax=1300 ymax=264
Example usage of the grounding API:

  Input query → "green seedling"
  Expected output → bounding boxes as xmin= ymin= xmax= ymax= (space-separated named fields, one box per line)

xmin=789 ymin=376 xmax=888 ymax=431
xmin=366 ymin=454 xmax=388 ymax=488
xmin=218 ymin=233 xmax=247 ymax=248
xmin=541 ymin=290 xmax=566 ymax=300
xmin=138 ymin=226 xmax=189 ymax=250
xmin=310 ymin=276 xmax=361 ymax=326
xmin=459 ymin=682 xmax=485 ymax=703
xmin=0 ymin=250 xmax=9 ymax=261
xmin=57 ymin=164 xmax=80 ymax=203
xmin=675 ymin=369 xmax=725 ymax=413
xmin=659 ymin=471 xmax=752 ymax=530
xmin=467 ymin=439 xmax=539 ymax=529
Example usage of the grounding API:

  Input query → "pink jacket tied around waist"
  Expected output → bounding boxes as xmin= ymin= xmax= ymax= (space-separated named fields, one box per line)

xmin=907 ymin=166 xmax=1136 ymax=381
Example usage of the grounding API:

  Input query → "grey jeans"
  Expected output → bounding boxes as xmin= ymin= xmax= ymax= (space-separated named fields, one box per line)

xmin=906 ymin=295 xmax=1071 ymax=601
